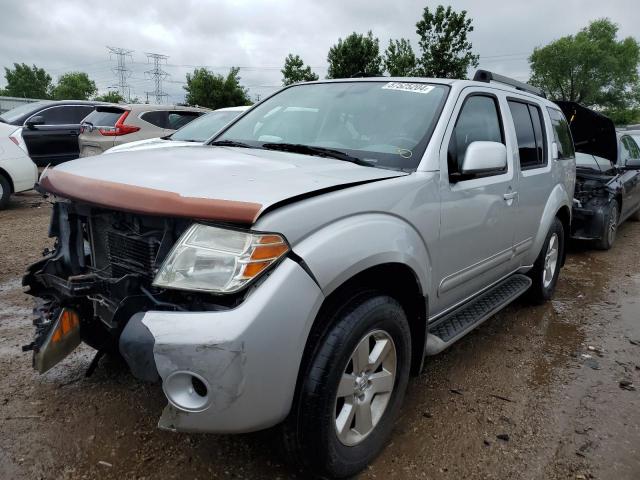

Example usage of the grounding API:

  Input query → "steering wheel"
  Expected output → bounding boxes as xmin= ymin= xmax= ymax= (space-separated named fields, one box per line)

xmin=387 ymin=136 xmax=419 ymax=149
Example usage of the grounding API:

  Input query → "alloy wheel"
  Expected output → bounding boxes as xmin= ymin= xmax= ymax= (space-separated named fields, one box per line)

xmin=334 ymin=329 xmax=397 ymax=446
xmin=543 ymin=233 xmax=559 ymax=289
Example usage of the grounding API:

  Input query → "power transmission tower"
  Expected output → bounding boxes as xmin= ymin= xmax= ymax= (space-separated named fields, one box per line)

xmin=106 ymin=46 xmax=134 ymax=101
xmin=145 ymin=53 xmax=169 ymax=104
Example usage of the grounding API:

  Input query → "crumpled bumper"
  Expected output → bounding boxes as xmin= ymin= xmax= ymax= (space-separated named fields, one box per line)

xmin=120 ymin=258 xmax=323 ymax=433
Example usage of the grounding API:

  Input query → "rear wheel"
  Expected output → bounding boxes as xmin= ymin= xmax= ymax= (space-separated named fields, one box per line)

xmin=282 ymin=293 xmax=411 ymax=479
xmin=0 ymin=174 xmax=11 ymax=209
xmin=527 ymin=217 xmax=564 ymax=304
xmin=595 ymin=199 xmax=619 ymax=250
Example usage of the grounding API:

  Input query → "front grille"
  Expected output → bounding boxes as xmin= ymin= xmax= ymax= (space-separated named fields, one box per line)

xmin=106 ymin=230 xmax=159 ymax=278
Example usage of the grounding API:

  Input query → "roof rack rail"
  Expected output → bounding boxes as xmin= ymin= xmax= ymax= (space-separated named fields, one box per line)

xmin=473 ymin=70 xmax=545 ymax=98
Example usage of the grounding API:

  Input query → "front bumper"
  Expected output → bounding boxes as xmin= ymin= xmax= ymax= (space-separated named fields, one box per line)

xmin=571 ymin=204 xmax=607 ymax=240
xmin=121 ymin=258 xmax=323 ymax=433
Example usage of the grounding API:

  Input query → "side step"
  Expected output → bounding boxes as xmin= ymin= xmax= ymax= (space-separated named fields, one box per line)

xmin=425 ymin=274 xmax=532 ymax=356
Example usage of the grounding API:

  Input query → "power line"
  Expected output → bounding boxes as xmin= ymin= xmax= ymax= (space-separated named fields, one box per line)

xmin=145 ymin=52 xmax=169 ymax=104
xmin=106 ymin=46 xmax=134 ymax=101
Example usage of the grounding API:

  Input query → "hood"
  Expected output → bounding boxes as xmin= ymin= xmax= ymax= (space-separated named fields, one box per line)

xmin=105 ymin=137 xmax=198 ymax=154
xmin=40 ymin=145 xmax=406 ymax=224
xmin=555 ymin=101 xmax=617 ymax=163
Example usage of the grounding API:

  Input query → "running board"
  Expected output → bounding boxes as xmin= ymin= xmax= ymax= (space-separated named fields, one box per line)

xmin=425 ymin=274 xmax=532 ymax=356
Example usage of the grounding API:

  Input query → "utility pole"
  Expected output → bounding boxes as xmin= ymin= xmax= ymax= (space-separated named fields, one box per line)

xmin=145 ymin=53 xmax=169 ymax=104
xmin=106 ymin=46 xmax=134 ymax=102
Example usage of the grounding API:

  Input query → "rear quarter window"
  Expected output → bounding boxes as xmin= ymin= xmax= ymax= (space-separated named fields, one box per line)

xmin=167 ymin=111 xmax=202 ymax=130
xmin=547 ymin=107 xmax=575 ymax=160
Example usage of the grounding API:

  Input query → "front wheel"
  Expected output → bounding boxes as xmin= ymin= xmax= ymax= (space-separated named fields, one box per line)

xmin=527 ymin=217 xmax=564 ymax=304
xmin=595 ymin=199 xmax=619 ymax=250
xmin=282 ymin=294 xmax=411 ymax=479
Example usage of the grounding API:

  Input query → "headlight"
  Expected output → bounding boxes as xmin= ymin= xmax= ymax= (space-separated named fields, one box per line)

xmin=153 ymin=224 xmax=289 ymax=293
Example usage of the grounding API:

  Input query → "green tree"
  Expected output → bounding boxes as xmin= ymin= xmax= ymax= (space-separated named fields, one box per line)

xmin=183 ymin=67 xmax=251 ymax=109
xmin=384 ymin=38 xmax=417 ymax=76
xmin=281 ymin=54 xmax=319 ymax=86
xmin=529 ymin=18 xmax=640 ymax=120
xmin=415 ymin=5 xmax=479 ymax=79
xmin=327 ymin=31 xmax=383 ymax=79
xmin=3 ymin=63 xmax=52 ymax=99
xmin=94 ymin=91 xmax=125 ymax=103
xmin=52 ymin=72 xmax=97 ymax=100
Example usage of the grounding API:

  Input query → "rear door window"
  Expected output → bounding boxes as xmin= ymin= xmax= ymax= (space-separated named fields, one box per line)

xmin=547 ymin=108 xmax=575 ymax=160
xmin=167 ymin=111 xmax=201 ymax=130
xmin=508 ymin=100 xmax=546 ymax=169
xmin=140 ymin=111 xmax=167 ymax=128
xmin=447 ymin=95 xmax=504 ymax=178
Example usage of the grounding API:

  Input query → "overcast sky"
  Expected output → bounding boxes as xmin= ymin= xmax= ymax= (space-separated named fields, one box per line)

xmin=1 ymin=0 xmax=639 ymax=103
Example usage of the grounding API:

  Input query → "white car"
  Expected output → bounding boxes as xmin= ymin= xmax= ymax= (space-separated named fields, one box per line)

xmin=0 ymin=122 xmax=38 ymax=208
xmin=104 ymin=105 xmax=250 ymax=155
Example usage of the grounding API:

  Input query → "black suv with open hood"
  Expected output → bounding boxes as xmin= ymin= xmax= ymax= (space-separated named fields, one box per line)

xmin=557 ymin=101 xmax=640 ymax=249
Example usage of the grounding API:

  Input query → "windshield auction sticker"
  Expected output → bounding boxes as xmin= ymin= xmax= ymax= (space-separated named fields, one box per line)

xmin=382 ymin=82 xmax=435 ymax=94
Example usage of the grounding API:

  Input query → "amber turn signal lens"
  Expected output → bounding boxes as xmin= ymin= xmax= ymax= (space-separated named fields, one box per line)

xmin=51 ymin=309 xmax=79 ymax=343
xmin=250 ymin=243 xmax=289 ymax=261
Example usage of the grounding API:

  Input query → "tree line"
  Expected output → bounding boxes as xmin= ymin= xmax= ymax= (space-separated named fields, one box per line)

xmin=1 ymin=5 xmax=638 ymax=124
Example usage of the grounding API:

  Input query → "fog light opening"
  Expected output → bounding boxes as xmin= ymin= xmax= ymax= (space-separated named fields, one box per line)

xmin=191 ymin=375 xmax=207 ymax=397
xmin=163 ymin=371 xmax=211 ymax=412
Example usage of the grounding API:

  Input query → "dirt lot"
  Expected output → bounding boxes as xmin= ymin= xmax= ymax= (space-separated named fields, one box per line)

xmin=1 ymin=191 xmax=639 ymax=480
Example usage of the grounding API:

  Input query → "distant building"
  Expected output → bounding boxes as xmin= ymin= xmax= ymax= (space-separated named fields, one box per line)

xmin=0 ymin=96 xmax=39 ymax=115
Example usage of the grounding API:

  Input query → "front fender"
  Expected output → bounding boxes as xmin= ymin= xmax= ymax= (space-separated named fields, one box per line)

xmin=293 ymin=213 xmax=431 ymax=297
xmin=526 ymin=183 xmax=572 ymax=265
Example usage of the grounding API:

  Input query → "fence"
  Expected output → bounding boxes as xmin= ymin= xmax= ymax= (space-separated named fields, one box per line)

xmin=0 ymin=96 xmax=40 ymax=115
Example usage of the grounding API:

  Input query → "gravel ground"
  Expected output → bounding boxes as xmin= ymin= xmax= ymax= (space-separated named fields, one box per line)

xmin=1 ymin=191 xmax=639 ymax=479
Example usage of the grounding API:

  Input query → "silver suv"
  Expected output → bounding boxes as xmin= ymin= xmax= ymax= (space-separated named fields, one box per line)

xmin=24 ymin=71 xmax=575 ymax=478
xmin=78 ymin=103 xmax=207 ymax=156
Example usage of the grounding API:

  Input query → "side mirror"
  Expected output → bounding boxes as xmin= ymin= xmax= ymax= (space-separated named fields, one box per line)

xmin=624 ymin=158 xmax=640 ymax=169
xmin=461 ymin=141 xmax=507 ymax=175
xmin=25 ymin=115 xmax=45 ymax=129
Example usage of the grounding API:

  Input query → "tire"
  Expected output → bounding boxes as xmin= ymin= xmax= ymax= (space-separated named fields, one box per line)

xmin=595 ymin=199 xmax=619 ymax=250
xmin=0 ymin=174 xmax=10 ymax=210
xmin=282 ymin=293 xmax=412 ymax=479
xmin=527 ymin=217 xmax=564 ymax=304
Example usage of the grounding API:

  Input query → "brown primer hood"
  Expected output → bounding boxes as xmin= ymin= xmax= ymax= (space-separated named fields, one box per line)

xmin=39 ymin=169 xmax=262 ymax=224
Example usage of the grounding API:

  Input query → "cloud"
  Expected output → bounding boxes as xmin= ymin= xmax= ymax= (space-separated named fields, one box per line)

xmin=0 ymin=0 xmax=638 ymax=102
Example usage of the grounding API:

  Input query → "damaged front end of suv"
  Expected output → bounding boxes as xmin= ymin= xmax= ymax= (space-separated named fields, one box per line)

xmin=571 ymin=164 xmax=620 ymax=241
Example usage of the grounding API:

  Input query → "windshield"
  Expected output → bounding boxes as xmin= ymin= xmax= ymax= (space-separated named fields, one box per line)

xmin=213 ymin=81 xmax=449 ymax=170
xmin=0 ymin=101 xmax=50 ymax=124
xmin=171 ymin=110 xmax=244 ymax=142
xmin=575 ymin=152 xmax=613 ymax=171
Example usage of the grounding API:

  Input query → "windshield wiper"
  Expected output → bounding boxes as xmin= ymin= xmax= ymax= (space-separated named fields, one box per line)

xmin=210 ymin=139 xmax=254 ymax=148
xmin=261 ymin=143 xmax=374 ymax=167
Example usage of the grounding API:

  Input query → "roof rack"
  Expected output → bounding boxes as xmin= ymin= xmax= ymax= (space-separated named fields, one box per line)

xmin=473 ymin=70 xmax=545 ymax=98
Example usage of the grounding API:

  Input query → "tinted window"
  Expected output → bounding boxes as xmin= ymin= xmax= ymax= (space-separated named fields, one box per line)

xmin=217 ymin=82 xmax=449 ymax=171
xmin=508 ymin=101 xmax=546 ymax=169
xmin=0 ymin=101 xmax=50 ymax=124
xmin=140 ymin=111 xmax=167 ymax=128
xmin=172 ymin=110 xmax=243 ymax=142
xmin=448 ymin=95 xmax=503 ymax=176
xmin=547 ymin=108 xmax=575 ymax=159
xmin=82 ymin=107 xmax=125 ymax=127
xmin=38 ymin=105 xmax=94 ymax=125
xmin=167 ymin=111 xmax=201 ymax=130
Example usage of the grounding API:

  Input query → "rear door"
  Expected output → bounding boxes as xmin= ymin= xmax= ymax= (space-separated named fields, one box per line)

xmin=506 ymin=98 xmax=556 ymax=263
xmin=22 ymin=105 xmax=94 ymax=165
xmin=436 ymin=89 xmax=518 ymax=312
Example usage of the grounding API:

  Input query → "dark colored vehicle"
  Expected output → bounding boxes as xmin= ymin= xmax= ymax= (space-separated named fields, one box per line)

xmin=557 ymin=102 xmax=640 ymax=250
xmin=0 ymin=100 xmax=107 ymax=166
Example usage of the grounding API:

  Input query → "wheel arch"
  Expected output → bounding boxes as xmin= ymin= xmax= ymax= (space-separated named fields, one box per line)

xmin=0 ymin=167 xmax=15 ymax=193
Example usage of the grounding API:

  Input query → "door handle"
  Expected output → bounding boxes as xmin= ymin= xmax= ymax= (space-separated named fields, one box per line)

xmin=503 ymin=192 xmax=518 ymax=200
